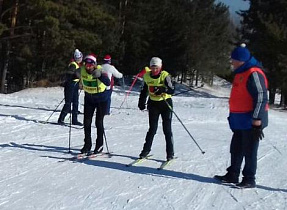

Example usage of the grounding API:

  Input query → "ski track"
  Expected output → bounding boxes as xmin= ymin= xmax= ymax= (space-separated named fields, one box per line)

xmin=0 ymin=86 xmax=287 ymax=210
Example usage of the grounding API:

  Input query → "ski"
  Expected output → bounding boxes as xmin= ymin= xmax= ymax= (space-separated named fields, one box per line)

xmin=76 ymin=152 xmax=112 ymax=160
xmin=157 ymin=158 xmax=176 ymax=170
xmin=126 ymin=155 xmax=153 ymax=167
xmin=37 ymin=120 xmax=84 ymax=129
xmin=87 ymin=152 xmax=112 ymax=159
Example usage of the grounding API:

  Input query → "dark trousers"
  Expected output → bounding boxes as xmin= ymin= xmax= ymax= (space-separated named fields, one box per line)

xmin=83 ymin=95 xmax=107 ymax=150
xmin=227 ymin=129 xmax=259 ymax=181
xmin=59 ymin=82 xmax=79 ymax=122
xmin=142 ymin=99 xmax=174 ymax=158
xmin=106 ymin=89 xmax=112 ymax=115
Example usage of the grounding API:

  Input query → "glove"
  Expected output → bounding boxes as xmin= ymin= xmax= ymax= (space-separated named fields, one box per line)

xmin=252 ymin=125 xmax=264 ymax=140
xmin=138 ymin=100 xmax=146 ymax=111
xmin=154 ymin=86 xmax=166 ymax=95
xmin=92 ymin=69 xmax=102 ymax=78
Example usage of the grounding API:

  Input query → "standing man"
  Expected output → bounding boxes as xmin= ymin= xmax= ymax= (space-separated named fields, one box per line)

xmin=76 ymin=54 xmax=110 ymax=154
xmin=138 ymin=57 xmax=175 ymax=161
xmin=214 ymin=44 xmax=269 ymax=188
xmin=58 ymin=49 xmax=83 ymax=126
xmin=101 ymin=54 xmax=123 ymax=115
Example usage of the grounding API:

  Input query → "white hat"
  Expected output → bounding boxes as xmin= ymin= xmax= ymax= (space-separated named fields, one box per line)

xmin=84 ymin=54 xmax=97 ymax=64
xmin=74 ymin=49 xmax=83 ymax=60
xmin=150 ymin=57 xmax=162 ymax=67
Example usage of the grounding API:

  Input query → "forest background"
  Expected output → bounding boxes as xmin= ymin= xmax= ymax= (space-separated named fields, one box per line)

xmin=1 ymin=0 xmax=287 ymax=106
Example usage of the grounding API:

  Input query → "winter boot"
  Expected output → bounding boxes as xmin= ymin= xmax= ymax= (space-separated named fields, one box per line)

xmin=236 ymin=178 xmax=256 ymax=188
xmin=166 ymin=156 xmax=174 ymax=161
xmin=94 ymin=146 xmax=103 ymax=154
xmin=80 ymin=140 xmax=92 ymax=154
xmin=72 ymin=120 xmax=83 ymax=126
xmin=72 ymin=113 xmax=83 ymax=126
xmin=58 ymin=111 xmax=67 ymax=125
xmin=214 ymin=172 xmax=239 ymax=184
xmin=139 ymin=150 xmax=150 ymax=159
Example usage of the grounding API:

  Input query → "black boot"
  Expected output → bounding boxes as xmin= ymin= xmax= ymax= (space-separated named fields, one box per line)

xmin=94 ymin=146 xmax=103 ymax=154
xmin=214 ymin=172 xmax=239 ymax=184
xmin=236 ymin=178 xmax=256 ymax=188
xmin=72 ymin=114 xmax=83 ymax=126
xmin=139 ymin=150 xmax=150 ymax=159
xmin=80 ymin=139 xmax=92 ymax=154
xmin=58 ymin=111 xmax=67 ymax=124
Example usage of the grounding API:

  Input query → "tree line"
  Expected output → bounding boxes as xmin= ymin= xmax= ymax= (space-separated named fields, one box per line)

xmin=0 ymin=0 xmax=233 ymax=93
xmin=2 ymin=0 xmax=286 ymax=107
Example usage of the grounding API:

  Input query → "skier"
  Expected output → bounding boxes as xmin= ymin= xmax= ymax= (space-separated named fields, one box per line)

xmin=138 ymin=57 xmax=175 ymax=161
xmin=214 ymin=44 xmax=268 ymax=188
xmin=101 ymin=55 xmax=123 ymax=115
xmin=58 ymin=49 xmax=83 ymax=126
xmin=76 ymin=54 xmax=110 ymax=154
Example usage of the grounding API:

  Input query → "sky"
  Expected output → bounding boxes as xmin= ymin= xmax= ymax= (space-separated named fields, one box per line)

xmin=0 ymin=77 xmax=286 ymax=209
xmin=217 ymin=0 xmax=250 ymax=23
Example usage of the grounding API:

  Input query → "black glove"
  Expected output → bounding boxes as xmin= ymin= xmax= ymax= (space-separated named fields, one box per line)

xmin=252 ymin=125 xmax=264 ymax=140
xmin=138 ymin=100 xmax=146 ymax=111
xmin=154 ymin=86 xmax=166 ymax=95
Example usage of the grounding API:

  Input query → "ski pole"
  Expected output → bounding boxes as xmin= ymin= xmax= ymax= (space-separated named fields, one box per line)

xmin=44 ymin=97 xmax=65 ymax=123
xmin=163 ymin=98 xmax=205 ymax=154
xmin=103 ymin=129 xmax=111 ymax=155
xmin=120 ymin=74 xmax=139 ymax=108
xmin=68 ymin=106 xmax=72 ymax=153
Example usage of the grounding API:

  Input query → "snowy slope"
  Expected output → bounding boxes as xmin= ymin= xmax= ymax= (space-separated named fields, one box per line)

xmin=0 ymin=80 xmax=286 ymax=210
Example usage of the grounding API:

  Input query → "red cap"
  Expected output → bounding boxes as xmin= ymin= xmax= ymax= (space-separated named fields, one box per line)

xmin=104 ymin=54 xmax=111 ymax=61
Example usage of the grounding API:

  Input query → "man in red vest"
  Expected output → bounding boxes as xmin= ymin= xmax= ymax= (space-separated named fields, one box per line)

xmin=214 ymin=44 xmax=268 ymax=188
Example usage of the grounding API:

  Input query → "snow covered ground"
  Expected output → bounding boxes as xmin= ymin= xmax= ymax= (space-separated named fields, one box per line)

xmin=0 ymin=79 xmax=286 ymax=210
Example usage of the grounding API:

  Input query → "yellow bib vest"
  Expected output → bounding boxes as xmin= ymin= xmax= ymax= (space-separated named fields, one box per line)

xmin=80 ymin=66 xmax=106 ymax=94
xmin=69 ymin=61 xmax=80 ymax=82
xmin=144 ymin=70 xmax=172 ymax=101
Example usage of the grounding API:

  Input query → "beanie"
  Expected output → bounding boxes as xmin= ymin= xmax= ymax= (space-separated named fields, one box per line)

xmin=74 ymin=49 xmax=83 ymax=60
xmin=84 ymin=54 xmax=97 ymax=65
xmin=231 ymin=44 xmax=251 ymax=62
xmin=150 ymin=57 xmax=162 ymax=67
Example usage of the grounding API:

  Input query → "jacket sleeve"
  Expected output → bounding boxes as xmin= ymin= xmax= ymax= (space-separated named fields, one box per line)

xmin=164 ymin=75 xmax=175 ymax=95
xmin=139 ymin=82 xmax=148 ymax=105
xmin=247 ymin=71 xmax=268 ymax=120
xmin=111 ymin=66 xmax=123 ymax=79
xmin=98 ymin=72 xmax=111 ymax=86
xmin=75 ymin=68 xmax=81 ymax=79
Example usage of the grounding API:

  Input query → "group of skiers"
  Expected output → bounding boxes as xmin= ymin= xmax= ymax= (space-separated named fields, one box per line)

xmin=58 ymin=43 xmax=269 ymax=189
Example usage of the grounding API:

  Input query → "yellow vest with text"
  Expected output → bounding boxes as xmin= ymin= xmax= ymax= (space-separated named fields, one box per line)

xmin=69 ymin=61 xmax=80 ymax=82
xmin=144 ymin=70 xmax=172 ymax=101
xmin=80 ymin=66 xmax=106 ymax=94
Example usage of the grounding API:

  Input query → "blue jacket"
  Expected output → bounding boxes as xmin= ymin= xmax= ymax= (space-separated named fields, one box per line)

xmin=228 ymin=57 xmax=268 ymax=130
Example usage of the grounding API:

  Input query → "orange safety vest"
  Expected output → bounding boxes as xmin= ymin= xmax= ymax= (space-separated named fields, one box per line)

xmin=229 ymin=67 xmax=268 ymax=113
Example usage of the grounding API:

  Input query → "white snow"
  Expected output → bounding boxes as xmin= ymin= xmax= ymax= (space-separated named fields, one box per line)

xmin=0 ymin=78 xmax=286 ymax=210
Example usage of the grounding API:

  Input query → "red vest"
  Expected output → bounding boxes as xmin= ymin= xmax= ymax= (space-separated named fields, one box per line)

xmin=229 ymin=67 xmax=268 ymax=113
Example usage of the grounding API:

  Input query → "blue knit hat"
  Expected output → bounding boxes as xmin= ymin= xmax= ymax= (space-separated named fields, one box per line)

xmin=231 ymin=44 xmax=251 ymax=62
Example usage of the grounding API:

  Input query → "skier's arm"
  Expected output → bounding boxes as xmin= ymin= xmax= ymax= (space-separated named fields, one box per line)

xmin=164 ymin=75 xmax=175 ymax=95
xmin=138 ymin=82 xmax=148 ymax=109
xmin=97 ymin=72 xmax=111 ymax=86
xmin=247 ymin=71 xmax=268 ymax=122
xmin=111 ymin=66 xmax=123 ymax=79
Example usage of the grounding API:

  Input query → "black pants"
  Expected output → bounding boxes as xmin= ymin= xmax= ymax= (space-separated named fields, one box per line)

xmin=142 ymin=99 xmax=174 ymax=158
xmin=227 ymin=129 xmax=259 ymax=181
xmin=59 ymin=81 xmax=79 ymax=122
xmin=83 ymin=94 xmax=107 ymax=151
